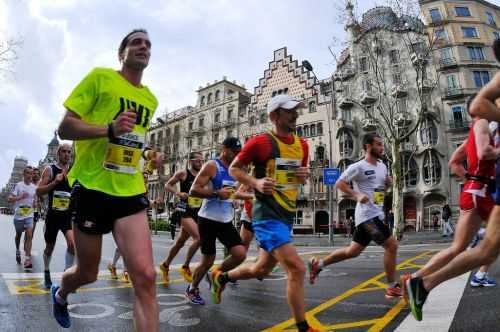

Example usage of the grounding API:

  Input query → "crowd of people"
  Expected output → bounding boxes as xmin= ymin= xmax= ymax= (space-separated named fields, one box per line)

xmin=6 ymin=29 xmax=500 ymax=331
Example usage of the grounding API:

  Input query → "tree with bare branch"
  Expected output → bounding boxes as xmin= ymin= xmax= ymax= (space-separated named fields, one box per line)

xmin=333 ymin=0 xmax=443 ymax=238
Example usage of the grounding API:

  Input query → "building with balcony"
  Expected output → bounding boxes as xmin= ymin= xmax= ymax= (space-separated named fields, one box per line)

xmin=332 ymin=3 xmax=453 ymax=231
xmin=419 ymin=0 xmax=500 ymax=217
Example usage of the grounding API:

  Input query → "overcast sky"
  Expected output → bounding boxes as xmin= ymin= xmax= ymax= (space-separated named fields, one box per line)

xmin=0 ymin=0 xmax=401 ymax=186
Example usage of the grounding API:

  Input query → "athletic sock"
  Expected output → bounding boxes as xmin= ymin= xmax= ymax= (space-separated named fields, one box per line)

xmin=318 ymin=259 xmax=325 ymax=269
xmin=219 ymin=272 xmax=232 ymax=284
xmin=475 ymin=271 xmax=486 ymax=279
xmin=296 ymin=320 xmax=310 ymax=332
xmin=43 ymin=253 xmax=52 ymax=271
xmin=65 ymin=251 xmax=74 ymax=270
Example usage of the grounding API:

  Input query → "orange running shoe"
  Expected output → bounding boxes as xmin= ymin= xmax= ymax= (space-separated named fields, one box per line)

xmin=179 ymin=265 xmax=193 ymax=283
xmin=159 ymin=262 xmax=170 ymax=286
xmin=107 ymin=263 xmax=118 ymax=279
xmin=385 ymin=283 xmax=403 ymax=299
xmin=122 ymin=271 xmax=130 ymax=283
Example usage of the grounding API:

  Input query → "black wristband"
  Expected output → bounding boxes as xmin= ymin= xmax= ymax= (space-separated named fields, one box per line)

xmin=107 ymin=123 xmax=116 ymax=140
xmin=211 ymin=190 xmax=219 ymax=199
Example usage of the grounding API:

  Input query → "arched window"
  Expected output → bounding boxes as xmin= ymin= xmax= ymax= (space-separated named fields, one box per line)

xmin=207 ymin=93 xmax=213 ymax=104
xmin=200 ymin=96 xmax=205 ymax=106
xmin=423 ymin=150 xmax=441 ymax=185
xmin=420 ymin=118 xmax=438 ymax=146
xmin=339 ymin=131 xmax=354 ymax=157
xmin=309 ymin=101 xmax=316 ymax=113
xmin=303 ymin=125 xmax=310 ymax=137
xmin=215 ymin=90 xmax=220 ymax=101
xmin=316 ymin=146 xmax=325 ymax=162
xmin=402 ymin=153 xmax=418 ymax=187
xmin=310 ymin=124 xmax=317 ymax=136
xmin=317 ymin=123 xmax=324 ymax=136
xmin=249 ymin=116 xmax=256 ymax=126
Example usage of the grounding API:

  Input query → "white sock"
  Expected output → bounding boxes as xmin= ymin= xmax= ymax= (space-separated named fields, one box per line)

xmin=55 ymin=290 xmax=67 ymax=305
xmin=318 ymin=259 xmax=325 ymax=269
xmin=65 ymin=251 xmax=74 ymax=270
xmin=475 ymin=271 xmax=486 ymax=279
xmin=43 ymin=253 xmax=52 ymax=271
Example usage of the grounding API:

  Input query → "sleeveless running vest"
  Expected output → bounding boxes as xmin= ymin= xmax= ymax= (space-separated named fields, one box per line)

xmin=464 ymin=120 xmax=495 ymax=192
xmin=253 ymin=132 xmax=304 ymax=224
xmin=47 ymin=164 xmax=72 ymax=214
xmin=180 ymin=168 xmax=202 ymax=209
xmin=198 ymin=159 xmax=236 ymax=223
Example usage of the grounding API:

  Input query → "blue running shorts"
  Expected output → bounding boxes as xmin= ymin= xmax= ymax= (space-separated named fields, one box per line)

xmin=253 ymin=219 xmax=293 ymax=252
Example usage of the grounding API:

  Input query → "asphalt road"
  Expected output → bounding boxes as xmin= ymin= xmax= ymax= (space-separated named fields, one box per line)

xmin=0 ymin=214 xmax=498 ymax=331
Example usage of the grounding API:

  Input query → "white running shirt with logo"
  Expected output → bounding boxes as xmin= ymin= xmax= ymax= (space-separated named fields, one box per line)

xmin=338 ymin=159 xmax=387 ymax=226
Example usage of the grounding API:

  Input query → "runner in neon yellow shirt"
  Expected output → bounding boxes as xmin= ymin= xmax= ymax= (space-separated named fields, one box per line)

xmin=50 ymin=29 xmax=161 ymax=332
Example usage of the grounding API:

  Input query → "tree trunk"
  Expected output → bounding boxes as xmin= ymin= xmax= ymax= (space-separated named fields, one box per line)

xmin=390 ymin=142 xmax=404 ymax=240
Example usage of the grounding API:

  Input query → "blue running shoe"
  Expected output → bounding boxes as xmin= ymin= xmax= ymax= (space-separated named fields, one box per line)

xmin=471 ymin=275 xmax=497 ymax=287
xmin=482 ymin=276 xmax=497 ymax=287
xmin=51 ymin=284 xmax=71 ymax=328
xmin=185 ymin=286 xmax=205 ymax=305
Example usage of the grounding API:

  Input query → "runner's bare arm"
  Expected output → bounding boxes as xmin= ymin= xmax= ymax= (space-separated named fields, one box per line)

xmin=230 ymin=158 xmax=275 ymax=195
xmin=58 ymin=109 xmax=136 ymax=140
xmin=36 ymin=166 xmax=61 ymax=196
xmin=189 ymin=161 xmax=217 ymax=199
xmin=469 ymin=72 xmax=500 ymax=121
xmin=474 ymin=119 xmax=500 ymax=160
xmin=336 ymin=179 xmax=369 ymax=203
xmin=448 ymin=141 xmax=467 ymax=180
xmin=165 ymin=170 xmax=188 ymax=199
xmin=233 ymin=184 xmax=254 ymax=201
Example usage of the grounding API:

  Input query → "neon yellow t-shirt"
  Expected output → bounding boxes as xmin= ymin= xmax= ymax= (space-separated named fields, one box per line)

xmin=64 ymin=67 xmax=158 ymax=197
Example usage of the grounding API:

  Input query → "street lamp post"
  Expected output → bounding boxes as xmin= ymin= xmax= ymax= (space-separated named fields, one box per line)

xmin=302 ymin=60 xmax=336 ymax=246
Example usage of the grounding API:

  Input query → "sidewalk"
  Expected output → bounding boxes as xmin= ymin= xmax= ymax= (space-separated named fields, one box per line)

xmin=292 ymin=231 xmax=453 ymax=247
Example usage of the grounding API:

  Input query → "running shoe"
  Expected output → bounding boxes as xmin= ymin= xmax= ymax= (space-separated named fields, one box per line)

xmin=44 ymin=270 xmax=52 ymax=289
xmin=211 ymin=270 xmax=226 ymax=304
xmin=15 ymin=251 xmax=21 ymax=264
xmin=179 ymin=265 xmax=193 ymax=283
xmin=51 ymin=284 xmax=71 ymax=328
xmin=107 ymin=263 xmax=118 ymax=279
xmin=159 ymin=262 xmax=169 ymax=286
xmin=122 ymin=271 xmax=130 ymax=283
xmin=185 ymin=286 xmax=205 ymax=305
xmin=470 ymin=275 xmax=497 ymax=287
xmin=385 ymin=283 xmax=403 ymax=298
xmin=406 ymin=277 xmax=428 ymax=321
xmin=24 ymin=258 xmax=33 ymax=270
xmin=308 ymin=257 xmax=322 ymax=284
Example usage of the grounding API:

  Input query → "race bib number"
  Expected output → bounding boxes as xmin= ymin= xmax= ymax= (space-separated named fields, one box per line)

xmin=275 ymin=158 xmax=301 ymax=190
xmin=188 ymin=196 xmax=202 ymax=208
xmin=103 ymin=132 xmax=144 ymax=174
xmin=18 ymin=206 xmax=33 ymax=217
xmin=52 ymin=191 xmax=71 ymax=211
xmin=373 ymin=189 xmax=385 ymax=206
xmin=222 ymin=180 xmax=236 ymax=202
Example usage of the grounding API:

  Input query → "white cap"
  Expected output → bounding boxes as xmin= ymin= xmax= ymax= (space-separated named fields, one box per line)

xmin=266 ymin=95 xmax=305 ymax=115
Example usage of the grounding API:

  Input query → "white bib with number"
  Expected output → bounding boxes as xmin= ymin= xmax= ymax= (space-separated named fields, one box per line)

xmin=103 ymin=132 xmax=145 ymax=174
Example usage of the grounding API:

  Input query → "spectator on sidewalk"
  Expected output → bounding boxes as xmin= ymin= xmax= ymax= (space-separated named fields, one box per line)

xmin=442 ymin=203 xmax=454 ymax=237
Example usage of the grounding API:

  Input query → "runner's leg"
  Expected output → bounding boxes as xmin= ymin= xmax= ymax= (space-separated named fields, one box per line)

xmin=113 ymin=210 xmax=158 ymax=332
xmin=59 ymin=226 xmax=102 ymax=298
xmin=63 ymin=229 xmax=75 ymax=270
xmin=423 ymin=206 xmax=500 ymax=291
xmin=181 ymin=218 xmax=200 ymax=267
xmin=413 ymin=210 xmax=481 ymax=279
xmin=382 ymin=236 xmax=398 ymax=283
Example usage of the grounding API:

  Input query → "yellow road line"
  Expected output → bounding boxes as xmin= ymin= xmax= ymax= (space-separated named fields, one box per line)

xmin=263 ymin=250 xmax=434 ymax=332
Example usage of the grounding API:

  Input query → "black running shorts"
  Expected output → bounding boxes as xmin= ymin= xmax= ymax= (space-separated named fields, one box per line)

xmin=44 ymin=211 xmax=72 ymax=243
xmin=70 ymin=182 xmax=150 ymax=235
xmin=353 ymin=216 xmax=391 ymax=247
xmin=198 ymin=216 xmax=242 ymax=255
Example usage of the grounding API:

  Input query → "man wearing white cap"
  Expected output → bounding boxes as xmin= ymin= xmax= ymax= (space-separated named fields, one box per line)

xmin=211 ymin=95 xmax=317 ymax=332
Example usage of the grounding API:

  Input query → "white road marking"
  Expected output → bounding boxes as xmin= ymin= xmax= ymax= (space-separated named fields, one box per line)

xmin=395 ymin=272 xmax=470 ymax=332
